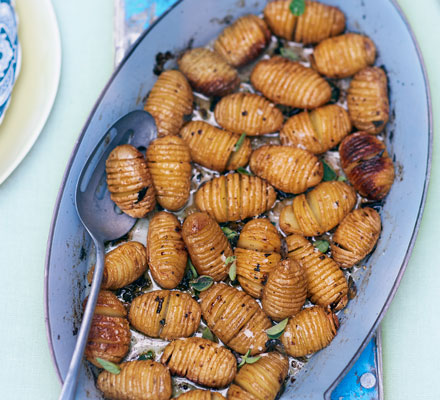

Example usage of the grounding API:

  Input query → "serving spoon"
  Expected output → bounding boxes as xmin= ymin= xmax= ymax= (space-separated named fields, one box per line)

xmin=59 ymin=110 xmax=157 ymax=400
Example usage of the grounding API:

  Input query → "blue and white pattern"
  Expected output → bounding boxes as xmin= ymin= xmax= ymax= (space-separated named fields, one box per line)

xmin=0 ymin=0 xmax=20 ymax=124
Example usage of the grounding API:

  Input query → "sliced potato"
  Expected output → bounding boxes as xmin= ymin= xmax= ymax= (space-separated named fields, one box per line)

xmin=177 ymin=390 xmax=226 ymax=400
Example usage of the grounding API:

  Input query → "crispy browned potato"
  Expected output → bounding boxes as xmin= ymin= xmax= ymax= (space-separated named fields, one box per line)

xmin=339 ymin=132 xmax=395 ymax=200
xmin=347 ymin=67 xmax=389 ymax=134
xmin=177 ymin=390 xmax=226 ymax=400
xmin=199 ymin=283 xmax=271 ymax=355
xmin=180 ymin=121 xmax=251 ymax=172
xmin=161 ymin=337 xmax=237 ymax=388
xmin=178 ymin=48 xmax=240 ymax=97
xmin=147 ymin=211 xmax=187 ymax=289
xmin=280 ymin=104 xmax=352 ymax=154
xmin=228 ymin=352 xmax=289 ymax=400
xmin=250 ymin=56 xmax=331 ymax=109
xmin=250 ymin=145 xmax=323 ymax=194
xmin=84 ymin=291 xmax=131 ymax=368
xmin=97 ymin=360 xmax=172 ymax=400
xmin=182 ymin=212 xmax=233 ymax=281
xmin=214 ymin=93 xmax=283 ymax=136
xmin=263 ymin=0 xmax=345 ymax=44
xmin=312 ymin=33 xmax=376 ymax=78
xmin=195 ymin=173 xmax=277 ymax=223
xmin=279 ymin=181 xmax=356 ymax=236
xmin=235 ymin=218 xmax=282 ymax=298
xmin=106 ymin=144 xmax=156 ymax=218
xmin=129 ymin=290 xmax=201 ymax=340
xmin=281 ymin=306 xmax=338 ymax=357
xmin=146 ymin=136 xmax=191 ymax=211
xmin=286 ymin=235 xmax=348 ymax=310
xmin=331 ymin=207 xmax=381 ymax=268
xmin=262 ymin=258 xmax=307 ymax=321
xmin=214 ymin=15 xmax=271 ymax=67
xmin=144 ymin=70 xmax=193 ymax=137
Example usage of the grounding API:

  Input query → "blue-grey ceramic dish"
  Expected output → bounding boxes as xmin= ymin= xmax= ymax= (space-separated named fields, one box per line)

xmin=45 ymin=0 xmax=432 ymax=398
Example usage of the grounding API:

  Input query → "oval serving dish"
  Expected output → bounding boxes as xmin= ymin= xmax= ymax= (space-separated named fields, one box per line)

xmin=45 ymin=1 xmax=432 ymax=399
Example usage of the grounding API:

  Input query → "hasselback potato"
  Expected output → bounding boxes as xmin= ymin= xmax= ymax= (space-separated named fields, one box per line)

xmin=147 ymin=211 xmax=187 ymax=289
xmin=339 ymin=132 xmax=395 ymax=200
xmin=249 ymin=145 xmax=323 ymax=194
xmin=180 ymin=121 xmax=252 ymax=172
xmin=146 ymin=135 xmax=191 ymax=211
xmin=161 ymin=337 xmax=237 ymax=388
xmin=144 ymin=70 xmax=193 ymax=137
xmin=250 ymin=56 xmax=331 ymax=109
xmin=214 ymin=92 xmax=283 ymax=136
xmin=312 ymin=33 xmax=376 ymax=78
xmin=263 ymin=0 xmax=345 ymax=44
xmin=129 ymin=290 xmax=201 ymax=340
xmin=182 ymin=212 xmax=233 ymax=281
xmin=347 ymin=66 xmax=390 ymax=134
xmin=85 ymin=291 xmax=131 ymax=368
xmin=279 ymin=181 xmax=356 ymax=236
xmin=106 ymin=144 xmax=156 ymax=218
xmin=227 ymin=352 xmax=289 ymax=400
xmin=195 ymin=173 xmax=277 ymax=223
xmin=262 ymin=258 xmax=307 ymax=321
xmin=199 ymin=283 xmax=271 ymax=355
xmin=235 ymin=218 xmax=282 ymax=298
xmin=97 ymin=360 xmax=172 ymax=400
xmin=331 ymin=207 xmax=382 ymax=268
xmin=178 ymin=48 xmax=240 ymax=97
xmin=286 ymin=235 xmax=348 ymax=310
xmin=280 ymin=104 xmax=352 ymax=154
xmin=87 ymin=241 xmax=147 ymax=290
xmin=214 ymin=15 xmax=271 ymax=67
xmin=177 ymin=391 xmax=226 ymax=400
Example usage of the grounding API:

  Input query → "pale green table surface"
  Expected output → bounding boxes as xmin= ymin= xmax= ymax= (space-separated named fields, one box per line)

xmin=0 ymin=0 xmax=438 ymax=398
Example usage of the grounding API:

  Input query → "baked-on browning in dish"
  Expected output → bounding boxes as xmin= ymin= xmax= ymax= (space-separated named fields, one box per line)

xmin=176 ymin=390 xmax=226 ymax=400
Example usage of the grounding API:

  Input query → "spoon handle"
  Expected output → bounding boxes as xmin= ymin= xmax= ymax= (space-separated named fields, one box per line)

xmin=58 ymin=239 xmax=105 ymax=400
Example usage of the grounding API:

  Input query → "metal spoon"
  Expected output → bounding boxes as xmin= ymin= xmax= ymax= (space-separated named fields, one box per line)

xmin=58 ymin=110 xmax=157 ymax=400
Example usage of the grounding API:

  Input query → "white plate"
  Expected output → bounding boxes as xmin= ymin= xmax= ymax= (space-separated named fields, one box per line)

xmin=0 ymin=0 xmax=61 ymax=184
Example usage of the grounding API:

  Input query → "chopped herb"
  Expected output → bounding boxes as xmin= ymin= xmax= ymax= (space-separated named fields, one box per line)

xmin=190 ymin=275 xmax=214 ymax=292
xmin=234 ymin=133 xmax=247 ymax=152
xmin=266 ymin=318 xmax=289 ymax=339
xmin=337 ymin=175 xmax=347 ymax=182
xmin=322 ymin=160 xmax=337 ymax=181
xmin=96 ymin=358 xmax=121 ymax=374
xmin=314 ymin=240 xmax=330 ymax=253
xmin=138 ymin=350 xmax=155 ymax=360
xmin=280 ymin=47 xmax=300 ymax=61
xmin=229 ymin=261 xmax=237 ymax=281
xmin=221 ymin=226 xmax=239 ymax=240
xmin=289 ymin=0 xmax=306 ymax=16
xmin=225 ymin=256 xmax=236 ymax=265
xmin=187 ymin=259 xmax=198 ymax=279
xmin=328 ymin=80 xmax=340 ymax=103
xmin=202 ymin=326 xmax=215 ymax=341
xmin=239 ymin=349 xmax=262 ymax=367
xmin=236 ymin=167 xmax=252 ymax=176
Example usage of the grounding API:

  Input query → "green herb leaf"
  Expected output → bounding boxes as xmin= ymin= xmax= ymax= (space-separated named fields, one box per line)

xmin=190 ymin=275 xmax=214 ymax=292
xmin=202 ymin=326 xmax=215 ymax=341
xmin=337 ymin=175 xmax=347 ymax=182
xmin=234 ymin=133 xmax=247 ymax=152
xmin=245 ymin=355 xmax=262 ymax=364
xmin=322 ymin=160 xmax=337 ymax=181
xmin=314 ymin=240 xmax=330 ymax=253
xmin=289 ymin=0 xmax=306 ymax=16
xmin=138 ymin=350 xmax=155 ymax=361
xmin=96 ymin=358 xmax=121 ymax=374
xmin=280 ymin=47 xmax=300 ymax=61
xmin=266 ymin=318 xmax=289 ymax=339
xmin=328 ymin=80 xmax=340 ymax=103
xmin=238 ymin=350 xmax=251 ymax=367
xmin=236 ymin=167 xmax=252 ymax=176
xmin=229 ymin=261 xmax=237 ymax=281
xmin=188 ymin=259 xmax=198 ymax=279
xmin=225 ymin=256 xmax=236 ymax=265
xmin=221 ymin=226 xmax=239 ymax=240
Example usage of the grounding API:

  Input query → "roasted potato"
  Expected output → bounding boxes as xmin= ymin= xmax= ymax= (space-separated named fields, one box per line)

xmin=195 ymin=173 xmax=277 ymax=223
xmin=147 ymin=211 xmax=187 ymax=289
xmin=347 ymin=66 xmax=389 ymax=134
xmin=262 ymin=258 xmax=307 ymax=321
xmin=106 ymin=144 xmax=156 ymax=218
xmin=263 ymin=0 xmax=345 ymax=44
xmin=178 ymin=48 xmax=240 ymax=97
xmin=249 ymin=145 xmax=323 ymax=194
xmin=331 ymin=207 xmax=381 ymax=268
xmin=214 ymin=93 xmax=283 ymax=136
xmin=214 ymin=15 xmax=271 ymax=67
xmin=312 ymin=33 xmax=376 ymax=78
xmin=279 ymin=181 xmax=356 ymax=236
xmin=250 ymin=56 xmax=331 ymax=109
xmin=177 ymin=390 xmax=226 ymax=400
xmin=161 ymin=337 xmax=237 ymax=388
xmin=146 ymin=135 xmax=191 ymax=211
xmin=280 ymin=104 xmax=352 ymax=154
xmin=228 ymin=352 xmax=288 ymax=400
xmin=129 ymin=290 xmax=201 ymax=340
xmin=339 ymin=132 xmax=395 ymax=200
xmin=286 ymin=235 xmax=348 ymax=310
xmin=182 ymin=212 xmax=233 ymax=281
xmin=180 ymin=121 xmax=252 ymax=172
xmin=235 ymin=218 xmax=282 ymax=298
xmin=144 ymin=70 xmax=193 ymax=137
xmin=97 ymin=360 xmax=172 ymax=400
xmin=84 ymin=291 xmax=131 ymax=368
xmin=87 ymin=241 xmax=147 ymax=290
xmin=199 ymin=283 xmax=272 ymax=355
